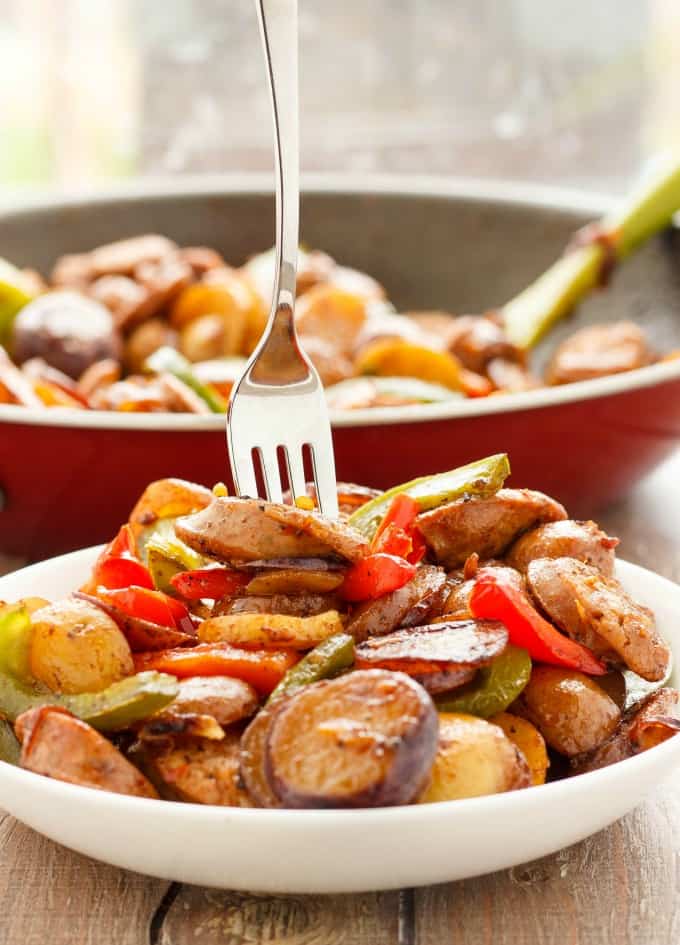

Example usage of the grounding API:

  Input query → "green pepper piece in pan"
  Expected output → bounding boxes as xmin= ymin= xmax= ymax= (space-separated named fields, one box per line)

xmin=348 ymin=453 xmax=510 ymax=540
xmin=267 ymin=633 xmax=355 ymax=704
xmin=0 ymin=258 xmax=35 ymax=345
xmin=503 ymin=154 xmax=680 ymax=350
xmin=0 ymin=717 xmax=20 ymax=765
xmin=0 ymin=604 xmax=178 ymax=730
xmin=145 ymin=525 xmax=205 ymax=595
xmin=435 ymin=645 xmax=531 ymax=719
xmin=145 ymin=346 xmax=228 ymax=413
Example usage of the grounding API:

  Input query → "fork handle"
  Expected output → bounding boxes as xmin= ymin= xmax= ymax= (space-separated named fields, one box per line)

xmin=256 ymin=0 xmax=299 ymax=330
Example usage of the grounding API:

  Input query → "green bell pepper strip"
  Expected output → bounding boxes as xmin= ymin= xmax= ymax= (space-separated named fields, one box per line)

xmin=0 ymin=718 xmax=20 ymax=765
xmin=503 ymin=154 xmax=680 ymax=350
xmin=0 ymin=605 xmax=179 ymax=730
xmin=0 ymin=258 xmax=35 ymax=345
xmin=145 ymin=525 xmax=205 ymax=596
xmin=267 ymin=633 xmax=355 ymax=704
xmin=348 ymin=453 xmax=511 ymax=540
xmin=145 ymin=346 xmax=228 ymax=413
xmin=435 ymin=645 xmax=531 ymax=718
xmin=326 ymin=376 xmax=461 ymax=406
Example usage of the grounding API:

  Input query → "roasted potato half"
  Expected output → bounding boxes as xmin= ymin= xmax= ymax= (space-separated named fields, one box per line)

xmin=418 ymin=712 xmax=531 ymax=803
xmin=30 ymin=597 xmax=134 ymax=694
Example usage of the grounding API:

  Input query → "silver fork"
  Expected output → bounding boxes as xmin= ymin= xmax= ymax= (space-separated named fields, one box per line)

xmin=226 ymin=0 xmax=338 ymax=518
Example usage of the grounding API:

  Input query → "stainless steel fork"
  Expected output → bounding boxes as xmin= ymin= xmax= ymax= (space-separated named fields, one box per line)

xmin=226 ymin=0 xmax=338 ymax=518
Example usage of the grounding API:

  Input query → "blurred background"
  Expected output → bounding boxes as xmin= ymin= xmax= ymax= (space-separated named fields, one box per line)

xmin=1 ymin=0 xmax=679 ymax=199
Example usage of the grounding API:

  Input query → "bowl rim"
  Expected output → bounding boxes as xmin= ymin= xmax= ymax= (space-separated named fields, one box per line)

xmin=2 ymin=172 xmax=679 ymax=432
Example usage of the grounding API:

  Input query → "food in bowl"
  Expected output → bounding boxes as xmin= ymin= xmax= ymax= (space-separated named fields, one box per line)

xmin=1 ymin=453 xmax=677 ymax=807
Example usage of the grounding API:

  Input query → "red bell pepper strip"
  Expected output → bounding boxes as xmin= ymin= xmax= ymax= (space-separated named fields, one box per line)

xmin=96 ymin=586 xmax=191 ymax=631
xmin=87 ymin=524 xmax=154 ymax=591
xmin=370 ymin=494 xmax=427 ymax=564
xmin=133 ymin=643 xmax=299 ymax=696
xmin=469 ymin=568 xmax=607 ymax=675
xmin=341 ymin=553 xmax=417 ymax=602
xmin=170 ymin=567 xmax=250 ymax=600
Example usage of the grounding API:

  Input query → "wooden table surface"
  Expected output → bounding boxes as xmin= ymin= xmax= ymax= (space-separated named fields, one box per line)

xmin=2 ymin=454 xmax=680 ymax=945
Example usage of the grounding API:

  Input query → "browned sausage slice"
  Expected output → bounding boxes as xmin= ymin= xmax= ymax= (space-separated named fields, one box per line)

xmin=176 ymin=498 xmax=368 ymax=563
xmin=417 ymin=489 xmax=567 ymax=569
xmin=346 ymin=565 xmax=447 ymax=642
xmin=527 ymin=557 xmax=670 ymax=682
xmin=154 ymin=676 xmax=259 ymax=727
xmin=572 ymin=688 xmax=680 ymax=773
xmin=17 ymin=706 xmax=157 ymax=798
xmin=354 ymin=619 xmax=507 ymax=676
xmin=546 ymin=321 xmax=655 ymax=386
xmin=139 ymin=731 xmax=252 ymax=806
xmin=514 ymin=666 xmax=621 ymax=757
xmin=506 ymin=520 xmax=619 ymax=576
xmin=265 ymin=670 xmax=438 ymax=808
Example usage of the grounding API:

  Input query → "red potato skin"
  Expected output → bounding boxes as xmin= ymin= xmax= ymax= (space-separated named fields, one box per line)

xmin=76 ymin=592 xmax=196 ymax=650
xmin=17 ymin=707 xmax=158 ymax=798
xmin=239 ymin=704 xmax=284 ymax=808
xmin=264 ymin=670 xmax=439 ymax=808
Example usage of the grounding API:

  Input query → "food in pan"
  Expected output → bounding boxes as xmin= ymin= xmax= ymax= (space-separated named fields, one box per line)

xmin=0 ymin=454 xmax=677 ymax=807
xmin=0 ymin=158 xmax=679 ymax=413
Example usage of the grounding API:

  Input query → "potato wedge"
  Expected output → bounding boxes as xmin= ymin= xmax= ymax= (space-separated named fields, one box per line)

xmin=356 ymin=338 xmax=462 ymax=392
xmin=489 ymin=712 xmax=549 ymax=786
xmin=418 ymin=712 xmax=531 ymax=803
xmin=245 ymin=569 xmax=344 ymax=596
xmin=30 ymin=597 xmax=134 ymax=694
xmin=198 ymin=611 xmax=345 ymax=649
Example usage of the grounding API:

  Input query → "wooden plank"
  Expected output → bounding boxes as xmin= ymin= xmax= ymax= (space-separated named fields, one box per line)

xmin=157 ymin=886 xmax=402 ymax=945
xmin=414 ymin=783 xmax=680 ymax=945
xmin=0 ymin=810 xmax=169 ymax=945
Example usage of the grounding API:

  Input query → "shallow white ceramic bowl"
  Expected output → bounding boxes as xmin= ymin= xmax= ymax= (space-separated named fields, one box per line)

xmin=0 ymin=548 xmax=678 ymax=893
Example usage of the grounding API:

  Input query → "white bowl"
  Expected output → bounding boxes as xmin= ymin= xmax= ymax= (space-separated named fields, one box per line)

xmin=0 ymin=548 xmax=678 ymax=894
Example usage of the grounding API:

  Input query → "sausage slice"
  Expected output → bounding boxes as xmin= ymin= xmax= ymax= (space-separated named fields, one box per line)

xmin=527 ymin=557 xmax=670 ymax=681
xmin=176 ymin=497 xmax=368 ymax=563
xmin=546 ymin=321 xmax=655 ymax=386
xmin=265 ymin=670 xmax=438 ymax=807
xmin=346 ymin=565 xmax=448 ymax=642
xmin=17 ymin=707 xmax=157 ymax=798
xmin=417 ymin=489 xmax=567 ymax=568
xmin=572 ymin=688 xmax=680 ymax=773
xmin=506 ymin=520 xmax=619 ymax=576
xmin=139 ymin=730 xmax=252 ymax=806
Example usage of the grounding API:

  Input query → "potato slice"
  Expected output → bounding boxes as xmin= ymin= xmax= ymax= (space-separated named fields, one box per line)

xmin=198 ymin=610 xmax=345 ymax=649
xmin=489 ymin=712 xmax=549 ymax=786
xmin=418 ymin=712 xmax=531 ymax=803
xmin=266 ymin=670 xmax=438 ymax=807
xmin=356 ymin=338 xmax=462 ymax=392
xmin=245 ymin=569 xmax=344 ymax=596
xmin=30 ymin=597 xmax=134 ymax=694
xmin=240 ymin=704 xmax=283 ymax=808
